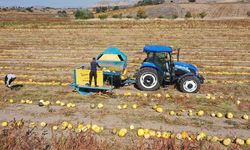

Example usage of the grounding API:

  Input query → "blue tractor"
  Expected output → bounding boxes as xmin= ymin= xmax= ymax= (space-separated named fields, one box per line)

xmin=136 ymin=45 xmax=204 ymax=93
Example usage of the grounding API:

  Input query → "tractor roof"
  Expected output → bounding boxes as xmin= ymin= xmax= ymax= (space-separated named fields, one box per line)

xmin=144 ymin=45 xmax=172 ymax=53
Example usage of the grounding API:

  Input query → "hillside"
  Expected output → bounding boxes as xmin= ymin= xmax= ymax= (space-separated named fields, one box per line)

xmin=165 ymin=0 xmax=250 ymax=3
xmin=96 ymin=0 xmax=250 ymax=6
xmin=97 ymin=3 xmax=250 ymax=18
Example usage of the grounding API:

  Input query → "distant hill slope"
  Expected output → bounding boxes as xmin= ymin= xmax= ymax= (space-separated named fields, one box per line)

xmin=95 ymin=0 xmax=250 ymax=6
xmin=98 ymin=3 xmax=250 ymax=18
xmin=95 ymin=0 xmax=138 ymax=6
xmin=165 ymin=0 xmax=250 ymax=3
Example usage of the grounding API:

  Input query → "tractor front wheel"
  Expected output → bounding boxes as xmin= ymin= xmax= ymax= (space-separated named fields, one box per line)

xmin=136 ymin=67 xmax=161 ymax=91
xmin=177 ymin=76 xmax=200 ymax=93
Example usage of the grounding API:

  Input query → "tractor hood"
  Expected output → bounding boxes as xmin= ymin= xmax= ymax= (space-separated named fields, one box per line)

xmin=174 ymin=61 xmax=198 ymax=75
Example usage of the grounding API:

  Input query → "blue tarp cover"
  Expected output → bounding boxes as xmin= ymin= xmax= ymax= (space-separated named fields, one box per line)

xmin=144 ymin=45 xmax=172 ymax=53
xmin=97 ymin=47 xmax=127 ymax=72
xmin=100 ymin=47 xmax=127 ymax=61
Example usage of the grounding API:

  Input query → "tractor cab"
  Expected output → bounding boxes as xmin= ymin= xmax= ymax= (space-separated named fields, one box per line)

xmin=136 ymin=45 xmax=204 ymax=93
xmin=142 ymin=45 xmax=175 ymax=82
xmin=144 ymin=52 xmax=169 ymax=71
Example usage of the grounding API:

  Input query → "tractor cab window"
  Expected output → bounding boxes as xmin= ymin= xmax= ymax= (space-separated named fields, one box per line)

xmin=144 ymin=52 xmax=153 ymax=62
xmin=154 ymin=52 xmax=166 ymax=66
xmin=155 ymin=52 xmax=166 ymax=59
xmin=145 ymin=52 xmax=167 ymax=69
xmin=155 ymin=52 xmax=172 ymax=72
xmin=146 ymin=52 xmax=165 ymax=61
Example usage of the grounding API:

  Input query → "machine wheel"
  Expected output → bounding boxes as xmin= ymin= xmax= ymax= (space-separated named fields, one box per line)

xmin=178 ymin=76 xmax=200 ymax=93
xmin=136 ymin=67 xmax=161 ymax=91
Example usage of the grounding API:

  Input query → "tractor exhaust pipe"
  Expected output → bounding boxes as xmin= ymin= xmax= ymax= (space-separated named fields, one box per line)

xmin=177 ymin=48 xmax=180 ymax=62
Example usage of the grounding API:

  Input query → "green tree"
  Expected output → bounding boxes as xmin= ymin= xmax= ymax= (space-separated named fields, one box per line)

xmin=74 ymin=9 xmax=94 ymax=20
xmin=112 ymin=13 xmax=123 ymax=19
xmin=199 ymin=12 xmax=207 ymax=19
xmin=172 ymin=14 xmax=178 ymax=19
xmin=113 ymin=6 xmax=120 ymax=10
xmin=57 ymin=10 xmax=68 ymax=17
xmin=95 ymin=7 xmax=108 ymax=13
xmin=126 ymin=15 xmax=133 ymax=18
xmin=185 ymin=11 xmax=192 ymax=18
xmin=137 ymin=8 xmax=147 ymax=19
xmin=158 ymin=15 xmax=164 ymax=18
xmin=98 ymin=14 xmax=108 ymax=20
xmin=2 ymin=8 xmax=8 ymax=11
xmin=137 ymin=0 xmax=164 ymax=6
xmin=26 ymin=7 xmax=33 ymax=12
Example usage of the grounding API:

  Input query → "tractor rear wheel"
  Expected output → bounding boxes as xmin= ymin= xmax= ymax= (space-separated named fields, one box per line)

xmin=177 ymin=76 xmax=200 ymax=93
xmin=136 ymin=67 xmax=161 ymax=91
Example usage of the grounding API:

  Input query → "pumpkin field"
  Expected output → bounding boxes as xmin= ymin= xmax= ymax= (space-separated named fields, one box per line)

xmin=0 ymin=14 xmax=250 ymax=149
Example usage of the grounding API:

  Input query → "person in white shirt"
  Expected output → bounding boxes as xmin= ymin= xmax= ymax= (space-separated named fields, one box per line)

xmin=4 ymin=74 xmax=16 ymax=88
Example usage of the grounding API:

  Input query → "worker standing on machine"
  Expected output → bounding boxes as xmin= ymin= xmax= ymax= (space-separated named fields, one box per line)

xmin=4 ymin=74 xmax=16 ymax=88
xmin=89 ymin=57 xmax=101 ymax=87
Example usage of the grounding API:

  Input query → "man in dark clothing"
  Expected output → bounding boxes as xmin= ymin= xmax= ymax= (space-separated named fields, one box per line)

xmin=89 ymin=58 xmax=101 ymax=87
